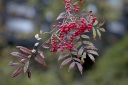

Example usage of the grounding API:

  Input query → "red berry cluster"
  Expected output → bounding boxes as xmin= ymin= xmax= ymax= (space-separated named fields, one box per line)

xmin=50 ymin=0 xmax=97 ymax=52
xmin=59 ymin=22 xmax=76 ymax=33
xmin=63 ymin=0 xmax=80 ymax=12
xmin=73 ymin=18 xmax=92 ymax=36
xmin=50 ymin=38 xmax=58 ymax=52
xmin=50 ymin=36 xmax=74 ymax=52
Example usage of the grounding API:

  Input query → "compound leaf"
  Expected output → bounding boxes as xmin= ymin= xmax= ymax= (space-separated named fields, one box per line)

xmin=92 ymin=27 xmax=96 ymax=39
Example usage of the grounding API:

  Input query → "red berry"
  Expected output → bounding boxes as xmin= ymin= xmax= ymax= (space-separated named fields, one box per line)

xmin=59 ymin=22 xmax=62 ymax=25
xmin=73 ymin=4 xmax=76 ymax=7
xmin=75 ymin=8 xmax=79 ymax=12
xmin=53 ymin=25 xmax=56 ymax=28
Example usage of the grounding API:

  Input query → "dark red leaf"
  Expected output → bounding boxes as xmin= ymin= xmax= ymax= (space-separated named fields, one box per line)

xmin=35 ymin=56 xmax=46 ymax=66
xmin=17 ymin=46 xmax=32 ymax=54
xmin=68 ymin=62 xmax=75 ymax=72
xmin=71 ymin=52 xmax=77 ymax=55
xmin=72 ymin=47 xmax=78 ymax=51
xmin=12 ymin=67 xmax=22 ymax=77
xmin=9 ymin=61 xmax=23 ymax=66
xmin=73 ymin=58 xmax=81 ymax=62
xmin=58 ymin=52 xmax=70 ymax=61
xmin=11 ymin=52 xmax=27 ymax=59
xmin=38 ymin=50 xmax=45 ymax=58
xmin=56 ymin=47 xmax=63 ymax=54
xmin=75 ymin=62 xmax=83 ymax=74
xmin=60 ymin=58 xmax=72 ymax=68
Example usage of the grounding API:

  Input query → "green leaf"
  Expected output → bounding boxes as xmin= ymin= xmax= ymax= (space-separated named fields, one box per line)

xmin=92 ymin=27 xmax=96 ymax=39
xmin=75 ymin=42 xmax=81 ymax=48
xmin=81 ymin=52 xmax=86 ymax=64
xmin=81 ymin=35 xmax=90 ymax=39
xmin=88 ymin=54 xmax=95 ymax=62
xmin=81 ymin=52 xmax=86 ymax=59
xmin=96 ymin=29 xmax=101 ymax=39
xmin=100 ymin=28 xmax=106 ymax=32
xmin=78 ymin=47 xmax=84 ymax=56
xmin=87 ymin=50 xmax=99 ymax=56
xmin=23 ymin=61 xmax=29 ymax=73
xmin=84 ymin=45 xmax=97 ymax=50
xmin=93 ymin=20 xmax=98 ymax=26
xmin=83 ymin=41 xmax=94 ymax=46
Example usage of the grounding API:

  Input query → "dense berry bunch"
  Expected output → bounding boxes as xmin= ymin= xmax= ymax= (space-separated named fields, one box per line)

xmin=50 ymin=0 xmax=97 ymax=53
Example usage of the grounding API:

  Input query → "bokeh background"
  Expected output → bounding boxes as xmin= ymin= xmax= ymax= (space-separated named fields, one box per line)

xmin=0 ymin=0 xmax=128 ymax=85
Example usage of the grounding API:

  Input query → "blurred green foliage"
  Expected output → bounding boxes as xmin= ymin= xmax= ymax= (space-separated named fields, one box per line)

xmin=1 ymin=33 xmax=128 ymax=85
xmin=82 ymin=34 xmax=128 ymax=85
